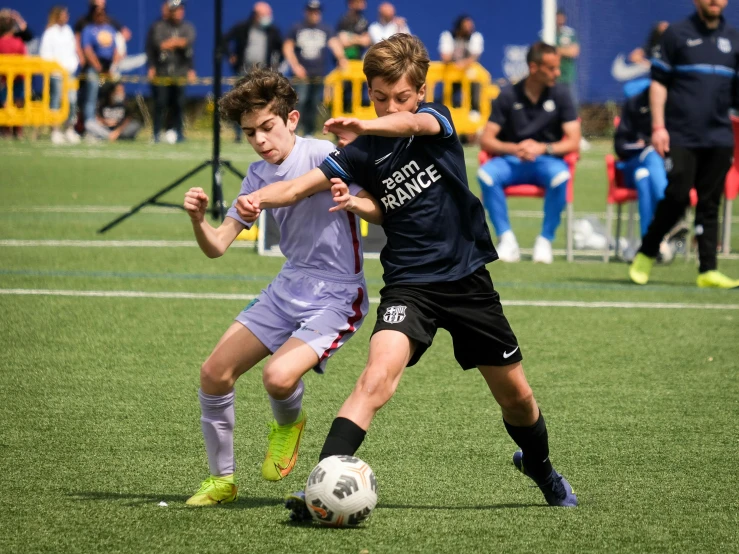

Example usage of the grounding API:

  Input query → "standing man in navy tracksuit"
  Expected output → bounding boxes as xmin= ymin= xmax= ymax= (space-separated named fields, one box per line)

xmin=630 ymin=0 xmax=739 ymax=289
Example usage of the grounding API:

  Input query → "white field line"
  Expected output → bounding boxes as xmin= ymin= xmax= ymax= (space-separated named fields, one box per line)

xmin=0 ymin=239 xmax=255 ymax=248
xmin=0 ymin=288 xmax=738 ymax=310
xmin=5 ymin=205 xmax=738 ymax=223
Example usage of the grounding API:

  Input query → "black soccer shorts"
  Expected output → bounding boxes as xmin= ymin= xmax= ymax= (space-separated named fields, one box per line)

xmin=371 ymin=266 xmax=522 ymax=369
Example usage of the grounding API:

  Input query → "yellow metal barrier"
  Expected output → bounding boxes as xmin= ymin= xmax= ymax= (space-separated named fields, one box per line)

xmin=0 ymin=55 xmax=76 ymax=127
xmin=324 ymin=60 xmax=499 ymax=134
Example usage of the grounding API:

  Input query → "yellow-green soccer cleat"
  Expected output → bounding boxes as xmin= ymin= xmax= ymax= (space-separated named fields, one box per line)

xmin=629 ymin=252 xmax=655 ymax=285
xmin=185 ymin=474 xmax=238 ymax=506
xmin=696 ymin=270 xmax=739 ymax=289
xmin=262 ymin=411 xmax=306 ymax=481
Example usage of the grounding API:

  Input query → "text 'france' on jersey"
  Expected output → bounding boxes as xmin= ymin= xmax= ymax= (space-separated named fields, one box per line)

xmin=318 ymin=102 xmax=497 ymax=285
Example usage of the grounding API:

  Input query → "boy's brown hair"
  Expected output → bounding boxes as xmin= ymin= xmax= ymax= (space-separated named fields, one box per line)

xmin=363 ymin=33 xmax=430 ymax=91
xmin=219 ymin=67 xmax=298 ymax=124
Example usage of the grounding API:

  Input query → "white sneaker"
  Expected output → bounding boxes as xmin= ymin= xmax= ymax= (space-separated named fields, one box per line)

xmin=532 ymin=236 xmax=554 ymax=264
xmin=50 ymin=130 xmax=66 ymax=144
xmin=65 ymin=128 xmax=81 ymax=144
xmin=496 ymin=231 xmax=520 ymax=263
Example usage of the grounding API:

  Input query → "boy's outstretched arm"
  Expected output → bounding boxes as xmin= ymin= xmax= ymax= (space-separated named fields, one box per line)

xmin=184 ymin=187 xmax=245 ymax=258
xmin=328 ymin=179 xmax=383 ymax=225
xmin=324 ymin=111 xmax=443 ymax=146
xmin=236 ymin=168 xmax=331 ymax=218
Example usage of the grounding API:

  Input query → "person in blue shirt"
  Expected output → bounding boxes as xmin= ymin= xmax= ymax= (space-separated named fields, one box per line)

xmin=235 ymin=34 xmax=578 ymax=515
xmin=80 ymin=5 xmax=119 ymax=126
xmin=614 ymin=87 xmax=668 ymax=240
xmin=630 ymin=0 xmax=739 ymax=289
xmin=477 ymin=42 xmax=581 ymax=264
xmin=283 ymin=0 xmax=347 ymax=136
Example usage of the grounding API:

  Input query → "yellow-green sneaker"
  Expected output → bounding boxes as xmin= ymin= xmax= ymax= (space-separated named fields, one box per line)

xmin=696 ymin=270 xmax=739 ymax=289
xmin=185 ymin=474 xmax=237 ymax=506
xmin=262 ymin=411 xmax=306 ymax=481
xmin=629 ymin=252 xmax=655 ymax=285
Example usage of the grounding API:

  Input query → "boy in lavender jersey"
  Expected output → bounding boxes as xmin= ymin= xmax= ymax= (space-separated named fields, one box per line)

xmin=181 ymin=68 xmax=377 ymax=506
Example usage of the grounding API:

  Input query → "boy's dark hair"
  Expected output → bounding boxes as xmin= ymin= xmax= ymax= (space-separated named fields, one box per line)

xmin=363 ymin=33 xmax=429 ymax=91
xmin=527 ymin=41 xmax=558 ymax=65
xmin=219 ymin=67 xmax=298 ymax=124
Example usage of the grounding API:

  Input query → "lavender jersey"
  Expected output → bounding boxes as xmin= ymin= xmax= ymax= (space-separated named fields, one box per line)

xmin=227 ymin=136 xmax=364 ymax=278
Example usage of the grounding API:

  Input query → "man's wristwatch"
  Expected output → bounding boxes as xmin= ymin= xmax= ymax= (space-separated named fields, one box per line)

xmin=545 ymin=143 xmax=554 ymax=155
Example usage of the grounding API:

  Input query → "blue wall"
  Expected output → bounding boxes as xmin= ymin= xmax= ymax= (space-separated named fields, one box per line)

xmin=10 ymin=0 xmax=739 ymax=103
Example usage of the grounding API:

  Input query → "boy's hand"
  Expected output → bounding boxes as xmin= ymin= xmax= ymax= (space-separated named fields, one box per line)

xmin=184 ymin=187 xmax=209 ymax=222
xmin=328 ymin=178 xmax=355 ymax=213
xmin=323 ymin=117 xmax=364 ymax=147
xmin=236 ymin=194 xmax=261 ymax=222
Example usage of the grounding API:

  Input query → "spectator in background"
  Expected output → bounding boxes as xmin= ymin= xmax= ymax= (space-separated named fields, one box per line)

xmin=337 ymin=0 xmax=370 ymax=113
xmin=0 ymin=9 xmax=27 ymax=139
xmin=74 ymin=0 xmax=130 ymax=132
xmin=623 ymin=21 xmax=669 ymax=98
xmin=629 ymin=0 xmax=739 ymax=289
xmin=477 ymin=42 xmax=581 ymax=264
xmin=368 ymin=2 xmax=409 ymax=44
xmin=614 ymin=87 xmax=668 ymax=244
xmin=554 ymin=9 xmax=579 ymax=103
xmin=224 ymin=1 xmax=283 ymax=142
xmin=284 ymin=1 xmax=347 ymax=136
xmin=148 ymin=0 xmax=196 ymax=143
xmin=337 ymin=0 xmax=370 ymax=60
xmin=81 ymin=5 xmax=120 ymax=133
xmin=85 ymin=81 xmax=141 ymax=141
xmin=438 ymin=15 xmax=484 ymax=116
xmin=4 ymin=9 xmax=33 ymax=44
xmin=40 ymin=5 xmax=80 ymax=145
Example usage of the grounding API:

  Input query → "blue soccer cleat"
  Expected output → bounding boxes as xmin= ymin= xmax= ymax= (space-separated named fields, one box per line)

xmin=284 ymin=490 xmax=313 ymax=522
xmin=512 ymin=450 xmax=578 ymax=507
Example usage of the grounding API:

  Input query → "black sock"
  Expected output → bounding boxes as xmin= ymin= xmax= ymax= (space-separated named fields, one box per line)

xmin=319 ymin=417 xmax=366 ymax=461
xmin=504 ymin=411 xmax=554 ymax=485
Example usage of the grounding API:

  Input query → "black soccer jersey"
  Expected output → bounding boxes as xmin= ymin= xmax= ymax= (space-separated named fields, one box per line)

xmin=490 ymin=80 xmax=578 ymax=148
xmin=318 ymin=102 xmax=497 ymax=285
xmin=651 ymin=13 xmax=739 ymax=148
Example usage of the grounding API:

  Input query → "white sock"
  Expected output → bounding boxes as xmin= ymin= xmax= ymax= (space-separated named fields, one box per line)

xmin=269 ymin=380 xmax=304 ymax=426
xmin=198 ymin=389 xmax=235 ymax=477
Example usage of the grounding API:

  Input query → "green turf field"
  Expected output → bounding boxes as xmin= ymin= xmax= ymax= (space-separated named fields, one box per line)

xmin=1 ymin=138 xmax=738 ymax=553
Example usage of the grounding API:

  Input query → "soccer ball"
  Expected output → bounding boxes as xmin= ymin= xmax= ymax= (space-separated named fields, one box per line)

xmin=305 ymin=455 xmax=378 ymax=527
xmin=164 ymin=129 xmax=178 ymax=144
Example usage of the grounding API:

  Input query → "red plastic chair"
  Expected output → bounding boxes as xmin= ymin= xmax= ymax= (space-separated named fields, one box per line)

xmin=604 ymin=153 xmax=698 ymax=262
xmin=721 ymin=115 xmax=739 ymax=253
xmin=478 ymin=150 xmax=579 ymax=262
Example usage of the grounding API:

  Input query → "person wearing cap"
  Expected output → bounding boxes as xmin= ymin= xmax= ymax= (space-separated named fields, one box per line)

xmin=368 ymin=2 xmax=410 ymax=45
xmin=283 ymin=1 xmax=347 ymax=136
xmin=148 ymin=0 xmax=196 ymax=143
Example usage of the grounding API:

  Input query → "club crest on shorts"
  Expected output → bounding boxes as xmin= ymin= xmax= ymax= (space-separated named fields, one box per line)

xmin=383 ymin=305 xmax=407 ymax=324
xmin=718 ymin=37 xmax=732 ymax=54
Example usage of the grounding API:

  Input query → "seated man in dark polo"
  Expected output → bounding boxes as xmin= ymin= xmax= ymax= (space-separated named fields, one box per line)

xmin=477 ymin=41 xmax=580 ymax=264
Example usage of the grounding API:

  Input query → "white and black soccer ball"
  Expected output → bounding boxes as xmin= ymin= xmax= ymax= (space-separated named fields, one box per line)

xmin=305 ymin=455 xmax=378 ymax=527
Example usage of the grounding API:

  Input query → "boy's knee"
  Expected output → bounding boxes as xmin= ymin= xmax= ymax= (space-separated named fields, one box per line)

xmin=354 ymin=363 xmax=396 ymax=407
xmin=498 ymin=387 xmax=535 ymax=415
xmin=200 ymin=359 xmax=233 ymax=391
xmin=262 ymin=364 xmax=300 ymax=398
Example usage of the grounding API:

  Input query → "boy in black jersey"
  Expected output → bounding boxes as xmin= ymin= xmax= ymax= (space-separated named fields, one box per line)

xmin=235 ymin=34 xmax=577 ymax=512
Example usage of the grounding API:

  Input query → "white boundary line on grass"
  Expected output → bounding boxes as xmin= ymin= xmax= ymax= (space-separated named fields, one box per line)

xmin=0 ymin=239 xmax=256 ymax=248
xmin=1 ymin=288 xmax=737 ymax=310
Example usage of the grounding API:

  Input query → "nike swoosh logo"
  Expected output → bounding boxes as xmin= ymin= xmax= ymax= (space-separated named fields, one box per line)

xmin=610 ymin=54 xmax=650 ymax=82
xmin=374 ymin=152 xmax=392 ymax=165
xmin=503 ymin=346 xmax=519 ymax=359
xmin=687 ymin=38 xmax=703 ymax=47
